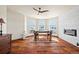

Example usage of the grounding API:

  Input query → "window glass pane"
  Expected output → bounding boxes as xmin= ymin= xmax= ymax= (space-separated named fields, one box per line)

xmin=27 ymin=18 xmax=36 ymax=34
xmin=48 ymin=18 xmax=57 ymax=35
xmin=38 ymin=19 xmax=46 ymax=31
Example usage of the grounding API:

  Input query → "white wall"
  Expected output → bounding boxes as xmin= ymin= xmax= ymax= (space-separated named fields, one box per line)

xmin=7 ymin=8 xmax=25 ymax=40
xmin=59 ymin=9 xmax=79 ymax=47
xmin=0 ymin=6 xmax=7 ymax=34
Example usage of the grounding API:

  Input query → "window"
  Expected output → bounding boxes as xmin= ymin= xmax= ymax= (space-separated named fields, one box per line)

xmin=26 ymin=17 xmax=58 ymax=35
xmin=38 ymin=19 xmax=46 ymax=31
xmin=27 ymin=18 xmax=36 ymax=34
xmin=48 ymin=18 xmax=57 ymax=35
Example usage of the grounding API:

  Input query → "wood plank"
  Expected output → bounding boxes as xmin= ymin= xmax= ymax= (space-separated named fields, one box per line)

xmin=11 ymin=36 xmax=79 ymax=54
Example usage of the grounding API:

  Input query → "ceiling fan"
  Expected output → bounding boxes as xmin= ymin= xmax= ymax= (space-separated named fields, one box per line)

xmin=33 ymin=7 xmax=49 ymax=15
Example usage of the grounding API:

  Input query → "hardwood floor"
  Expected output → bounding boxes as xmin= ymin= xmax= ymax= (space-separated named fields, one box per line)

xmin=11 ymin=36 xmax=79 ymax=54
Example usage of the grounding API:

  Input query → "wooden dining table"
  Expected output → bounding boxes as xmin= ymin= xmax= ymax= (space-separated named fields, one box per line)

xmin=33 ymin=31 xmax=52 ymax=41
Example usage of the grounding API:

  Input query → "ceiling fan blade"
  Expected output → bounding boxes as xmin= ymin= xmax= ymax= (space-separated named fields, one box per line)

xmin=39 ymin=10 xmax=48 ymax=13
xmin=33 ymin=8 xmax=39 ymax=11
xmin=42 ymin=10 xmax=49 ymax=12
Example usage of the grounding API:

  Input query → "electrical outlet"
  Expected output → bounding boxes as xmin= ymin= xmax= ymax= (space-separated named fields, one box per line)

xmin=77 ymin=42 xmax=79 ymax=46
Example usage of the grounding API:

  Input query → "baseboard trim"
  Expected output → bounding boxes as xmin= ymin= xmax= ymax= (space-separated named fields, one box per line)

xmin=11 ymin=38 xmax=23 ymax=42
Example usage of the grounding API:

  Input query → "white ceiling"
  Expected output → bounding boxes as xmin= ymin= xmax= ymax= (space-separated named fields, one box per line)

xmin=7 ymin=5 xmax=79 ymax=19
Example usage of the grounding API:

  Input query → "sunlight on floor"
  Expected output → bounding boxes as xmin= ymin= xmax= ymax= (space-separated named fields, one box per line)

xmin=39 ymin=36 xmax=44 ymax=38
xmin=52 ymin=37 xmax=59 ymax=42
xmin=35 ymin=36 xmax=59 ymax=42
